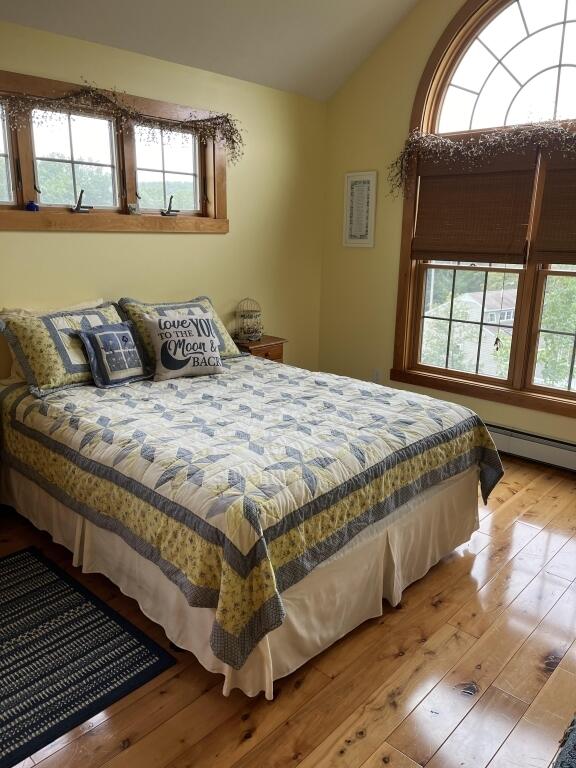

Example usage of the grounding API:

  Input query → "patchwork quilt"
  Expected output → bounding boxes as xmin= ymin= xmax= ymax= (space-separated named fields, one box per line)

xmin=0 ymin=357 xmax=503 ymax=669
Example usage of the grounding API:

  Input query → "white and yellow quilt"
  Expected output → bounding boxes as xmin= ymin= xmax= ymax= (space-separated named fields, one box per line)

xmin=0 ymin=357 xmax=502 ymax=668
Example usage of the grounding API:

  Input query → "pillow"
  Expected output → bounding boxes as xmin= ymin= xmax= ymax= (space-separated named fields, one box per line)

xmin=143 ymin=312 xmax=223 ymax=381
xmin=1 ymin=300 xmax=106 ymax=381
xmin=0 ymin=303 xmax=124 ymax=396
xmin=76 ymin=322 xmax=150 ymax=388
xmin=119 ymin=296 xmax=240 ymax=364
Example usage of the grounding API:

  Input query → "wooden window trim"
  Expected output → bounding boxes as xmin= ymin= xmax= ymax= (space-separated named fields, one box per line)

xmin=389 ymin=368 xmax=576 ymax=419
xmin=0 ymin=118 xmax=22 ymax=210
xmin=30 ymin=111 xmax=123 ymax=214
xmin=131 ymin=123 xmax=202 ymax=216
xmin=0 ymin=70 xmax=228 ymax=234
xmin=391 ymin=0 xmax=576 ymax=417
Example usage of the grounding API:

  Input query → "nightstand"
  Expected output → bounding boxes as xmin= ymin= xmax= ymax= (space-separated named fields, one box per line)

xmin=236 ymin=335 xmax=287 ymax=362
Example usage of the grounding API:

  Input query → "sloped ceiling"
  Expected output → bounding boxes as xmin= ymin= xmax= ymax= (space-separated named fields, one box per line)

xmin=0 ymin=0 xmax=419 ymax=100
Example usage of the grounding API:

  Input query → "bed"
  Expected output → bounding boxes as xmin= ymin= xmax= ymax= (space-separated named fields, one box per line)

xmin=0 ymin=355 xmax=503 ymax=698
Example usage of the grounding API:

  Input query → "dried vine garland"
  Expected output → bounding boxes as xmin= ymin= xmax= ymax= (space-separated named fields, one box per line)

xmin=388 ymin=122 xmax=576 ymax=195
xmin=1 ymin=82 xmax=244 ymax=163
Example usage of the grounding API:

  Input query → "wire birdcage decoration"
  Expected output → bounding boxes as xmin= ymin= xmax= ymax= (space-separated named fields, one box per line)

xmin=235 ymin=298 xmax=263 ymax=341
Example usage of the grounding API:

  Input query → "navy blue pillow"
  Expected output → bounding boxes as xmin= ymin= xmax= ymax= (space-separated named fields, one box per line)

xmin=76 ymin=322 xmax=150 ymax=388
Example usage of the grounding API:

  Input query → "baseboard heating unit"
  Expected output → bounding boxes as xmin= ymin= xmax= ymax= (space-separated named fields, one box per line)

xmin=487 ymin=424 xmax=576 ymax=472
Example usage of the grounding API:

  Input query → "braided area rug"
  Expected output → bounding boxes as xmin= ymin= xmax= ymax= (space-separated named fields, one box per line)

xmin=555 ymin=717 xmax=576 ymax=768
xmin=0 ymin=547 xmax=175 ymax=768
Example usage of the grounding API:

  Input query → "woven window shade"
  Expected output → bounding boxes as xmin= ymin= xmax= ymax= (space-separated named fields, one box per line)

xmin=412 ymin=165 xmax=535 ymax=264
xmin=533 ymin=160 xmax=576 ymax=265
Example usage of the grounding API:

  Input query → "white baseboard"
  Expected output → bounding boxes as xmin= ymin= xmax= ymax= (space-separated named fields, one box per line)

xmin=487 ymin=424 xmax=576 ymax=472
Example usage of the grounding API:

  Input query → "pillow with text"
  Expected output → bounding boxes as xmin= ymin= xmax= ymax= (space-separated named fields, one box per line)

xmin=143 ymin=312 xmax=224 ymax=381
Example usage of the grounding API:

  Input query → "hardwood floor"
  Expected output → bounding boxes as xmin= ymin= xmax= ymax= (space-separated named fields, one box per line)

xmin=2 ymin=455 xmax=576 ymax=768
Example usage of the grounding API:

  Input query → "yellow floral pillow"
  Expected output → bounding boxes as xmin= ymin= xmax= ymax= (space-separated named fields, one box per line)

xmin=119 ymin=296 xmax=240 ymax=364
xmin=0 ymin=303 xmax=123 ymax=396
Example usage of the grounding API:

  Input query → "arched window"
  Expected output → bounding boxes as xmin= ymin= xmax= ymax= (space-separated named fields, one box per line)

xmin=392 ymin=0 xmax=576 ymax=416
xmin=439 ymin=0 xmax=576 ymax=132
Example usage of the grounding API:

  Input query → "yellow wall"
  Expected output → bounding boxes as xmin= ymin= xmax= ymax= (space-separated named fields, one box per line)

xmin=0 ymin=21 xmax=327 ymax=376
xmin=319 ymin=0 xmax=575 ymax=442
xmin=0 ymin=11 xmax=573 ymax=442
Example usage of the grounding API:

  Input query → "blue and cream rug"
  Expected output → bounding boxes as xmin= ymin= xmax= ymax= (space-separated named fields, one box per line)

xmin=0 ymin=547 xmax=175 ymax=768
xmin=555 ymin=717 xmax=576 ymax=768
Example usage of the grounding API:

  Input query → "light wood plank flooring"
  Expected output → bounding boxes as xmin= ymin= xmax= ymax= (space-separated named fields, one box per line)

xmin=2 ymin=455 xmax=576 ymax=768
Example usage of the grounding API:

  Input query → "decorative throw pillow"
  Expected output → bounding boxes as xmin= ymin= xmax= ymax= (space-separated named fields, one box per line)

xmin=143 ymin=312 xmax=224 ymax=381
xmin=1 ymin=299 xmax=106 ymax=382
xmin=0 ymin=303 xmax=124 ymax=396
xmin=119 ymin=296 xmax=240 ymax=365
xmin=76 ymin=322 xmax=150 ymax=388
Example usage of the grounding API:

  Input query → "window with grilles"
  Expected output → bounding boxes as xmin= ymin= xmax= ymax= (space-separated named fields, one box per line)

xmin=134 ymin=126 xmax=200 ymax=213
xmin=0 ymin=70 xmax=227 ymax=233
xmin=32 ymin=110 xmax=119 ymax=208
xmin=393 ymin=0 xmax=576 ymax=415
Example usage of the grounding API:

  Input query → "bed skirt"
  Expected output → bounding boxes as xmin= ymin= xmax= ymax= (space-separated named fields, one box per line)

xmin=1 ymin=465 xmax=479 ymax=698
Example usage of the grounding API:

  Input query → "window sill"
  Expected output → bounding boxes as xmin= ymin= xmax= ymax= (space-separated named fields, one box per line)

xmin=0 ymin=210 xmax=229 ymax=234
xmin=390 ymin=368 xmax=576 ymax=418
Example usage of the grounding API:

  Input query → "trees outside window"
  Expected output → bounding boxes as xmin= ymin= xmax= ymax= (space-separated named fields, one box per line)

xmin=393 ymin=0 xmax=576 ymax=416
xmin=134 ymin=126 xmax=199 ymax=212
xmin=32 ymin=110 xmax=118 ymax=207
xmin=0 ymin=70 xmax=228 ymax=233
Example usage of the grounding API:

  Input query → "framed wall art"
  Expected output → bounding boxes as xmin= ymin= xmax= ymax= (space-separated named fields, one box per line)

xmin=343 ymin=170 xmax=377 ymax=247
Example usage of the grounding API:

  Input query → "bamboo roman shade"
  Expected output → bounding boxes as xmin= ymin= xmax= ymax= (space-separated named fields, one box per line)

xmin=532 ymin=158 xmax=576 ymax=265
xmin=412 ymin=159 xmax=536 ymax=264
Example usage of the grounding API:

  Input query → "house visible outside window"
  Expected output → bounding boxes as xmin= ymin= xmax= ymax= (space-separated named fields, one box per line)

xmin=421 ymin=264 xmax=519 ymax=379
xmin=393 ymin=0 xmax=576 ymax=411
xmin=31 ymin=110 xmax=118 ymax=208
xmin=0 ymin=105 xmax=13 ymax=203
xmin=134 ymin=126 xmax=199 ymax=212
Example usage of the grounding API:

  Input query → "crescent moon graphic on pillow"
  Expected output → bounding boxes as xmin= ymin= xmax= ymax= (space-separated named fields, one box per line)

xmin=161 ymin=343 xmax=191 ymax=370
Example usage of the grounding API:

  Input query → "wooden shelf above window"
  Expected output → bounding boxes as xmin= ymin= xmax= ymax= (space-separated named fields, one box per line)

xmin=0 ymin=209 xmax=229 ymax=233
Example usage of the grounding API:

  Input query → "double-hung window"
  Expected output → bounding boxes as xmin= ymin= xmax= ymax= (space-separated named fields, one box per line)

xmin=393 ymin=0 xmax=576 ymax=414
xmin=410 ymin=150 xmax=534 ymax=385
xmin=530 ymin=156 xmax=576 ymax=393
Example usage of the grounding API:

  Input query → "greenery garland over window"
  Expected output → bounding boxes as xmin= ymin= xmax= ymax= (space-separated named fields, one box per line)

xmin=2 ymin=82 xmax=244 ymax=163
xmin=389 ymin=122 xmax=576 ymax=195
